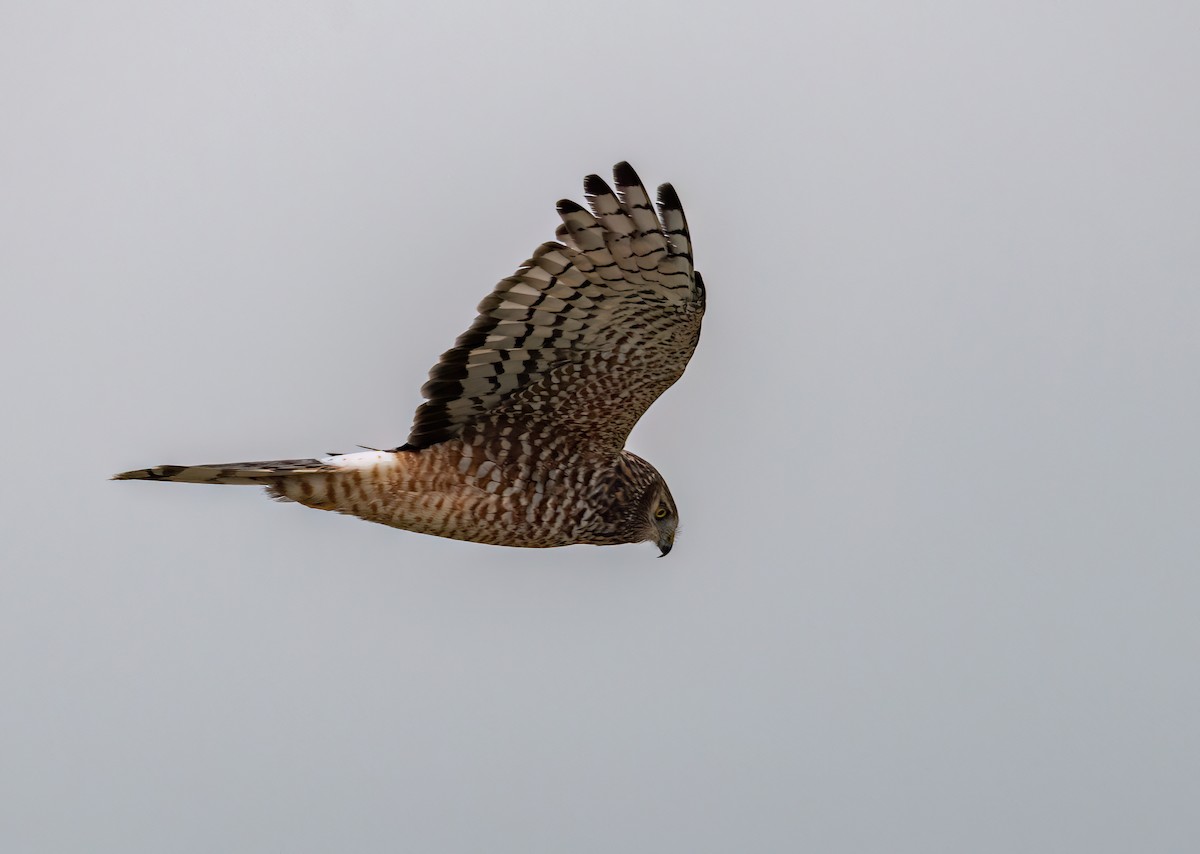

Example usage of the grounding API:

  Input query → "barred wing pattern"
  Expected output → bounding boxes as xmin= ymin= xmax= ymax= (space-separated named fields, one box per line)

xmin=404 ymin=162 xmax=705 ymax=455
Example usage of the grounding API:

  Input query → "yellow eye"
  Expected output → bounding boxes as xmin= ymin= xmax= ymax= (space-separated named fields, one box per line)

xmin=654 ymin=505 xmax=669 ymax=520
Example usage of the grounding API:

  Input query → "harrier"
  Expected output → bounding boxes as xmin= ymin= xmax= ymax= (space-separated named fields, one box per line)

xmin=114 ymin=163 xmax=705 ymax=555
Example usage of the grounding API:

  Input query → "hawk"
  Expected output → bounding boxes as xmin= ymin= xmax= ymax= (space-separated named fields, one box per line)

xmin=114 ymin=162 xmax=705 ymax=556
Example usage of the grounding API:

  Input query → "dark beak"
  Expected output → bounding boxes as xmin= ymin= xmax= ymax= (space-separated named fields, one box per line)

xmin=657 ymin=539 xmax=673 ymax=558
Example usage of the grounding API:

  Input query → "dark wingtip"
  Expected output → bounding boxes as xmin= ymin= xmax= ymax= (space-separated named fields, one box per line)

xmin=657 ymin=182 xmax=682 ymax=209
xmin=613 ymin=161 xmax=641 ymax=187
xmin=556 ymin=198 xmax=585 ymax=214
xmin=112 ymin=465 xmax=184 ymax=481
xmin=583 ymin=173 xmax=610 ymax=196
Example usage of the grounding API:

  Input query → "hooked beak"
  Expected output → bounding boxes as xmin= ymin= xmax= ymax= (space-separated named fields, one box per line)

xmin=657 ymin=535 xmax=674 ymax=557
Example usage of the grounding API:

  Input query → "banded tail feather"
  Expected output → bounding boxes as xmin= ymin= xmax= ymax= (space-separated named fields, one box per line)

xmin=111 ymin=458 xmax=338 ymax=485
xmin=113 ymin=451 xmax=401 ymax=515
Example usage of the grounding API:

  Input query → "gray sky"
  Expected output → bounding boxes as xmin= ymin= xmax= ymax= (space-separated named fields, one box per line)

xmin=3 ymin=1 xmax=1199 ymax=851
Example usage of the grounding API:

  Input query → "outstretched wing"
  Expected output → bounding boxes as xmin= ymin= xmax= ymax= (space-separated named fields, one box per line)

xmin=403 ymin=162 xmax=704 ymax=455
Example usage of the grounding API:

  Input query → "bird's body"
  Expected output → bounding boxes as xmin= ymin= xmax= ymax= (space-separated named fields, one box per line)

xmin=271 ymin=445 xmax=669 ymax=549
xmin=115 ymin=163 xmax=704 ymax=555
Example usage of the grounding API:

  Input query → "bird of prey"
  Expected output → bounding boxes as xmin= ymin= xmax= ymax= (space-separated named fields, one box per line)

xmin=114 ymin=162 xmax=705 ymax=556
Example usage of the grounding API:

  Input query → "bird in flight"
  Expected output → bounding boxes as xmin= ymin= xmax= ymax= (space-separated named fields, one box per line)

xmin=114 ymin=162 xmax=705 ymax=556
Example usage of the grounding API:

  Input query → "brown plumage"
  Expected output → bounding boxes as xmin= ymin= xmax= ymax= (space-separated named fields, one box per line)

xmin=113 ymin=162 xmax=705 ymax=555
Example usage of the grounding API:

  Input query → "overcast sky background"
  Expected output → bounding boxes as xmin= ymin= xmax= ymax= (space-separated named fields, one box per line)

xmin=3 ymin=2 xmax=1198 ymax=851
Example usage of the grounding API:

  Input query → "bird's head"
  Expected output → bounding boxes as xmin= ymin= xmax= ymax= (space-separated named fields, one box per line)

xmin=583 ymin=451 xmax=681 ymax=556
xmin=616 ymin=451 xmax=679 ymax=557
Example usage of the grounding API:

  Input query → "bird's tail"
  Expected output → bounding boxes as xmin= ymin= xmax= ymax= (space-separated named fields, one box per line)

xmin=111 ymin=458 xmax=338 ymax=485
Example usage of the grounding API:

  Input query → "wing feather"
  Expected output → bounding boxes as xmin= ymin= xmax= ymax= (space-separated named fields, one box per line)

xmin=403 ymin=163 xmax=703 ymax=452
